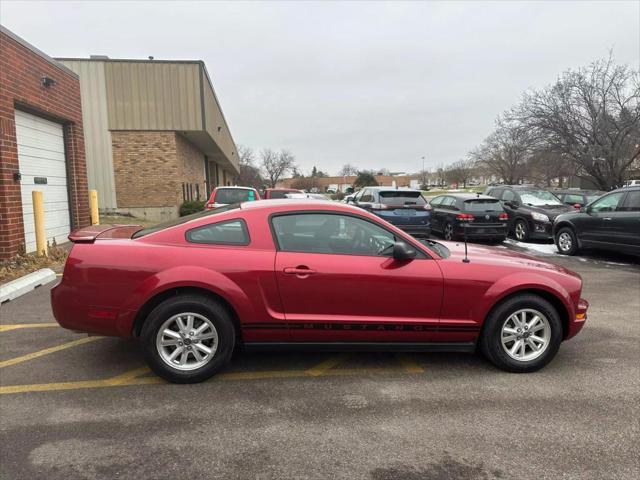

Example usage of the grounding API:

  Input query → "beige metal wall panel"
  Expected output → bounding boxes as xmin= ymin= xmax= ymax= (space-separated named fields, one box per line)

xmin=59 ymin=60 xmax=118 ymax=209
xmin=104 ymin=62 xmax=202 ymax=131
xmin=201 ymin=67 xmax=239 ymax=173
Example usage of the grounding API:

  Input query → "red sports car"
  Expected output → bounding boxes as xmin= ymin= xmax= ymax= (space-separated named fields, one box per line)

xmin=51 ymin=200 xmax=588 ymax=383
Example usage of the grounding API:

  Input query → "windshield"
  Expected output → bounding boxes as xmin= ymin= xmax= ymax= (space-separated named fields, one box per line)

xmin=463 ymin=199 xmax=503 ymax=212
xmin=519 ymin=190 xmax=563 ymax=206
xmin=379 ymin=191 xmax=427 ymax=206
xmin=133 ymin=205 xmax=239 ymax=238
xmin=214 ymin=188 xmax=256 ymax=204
xmin=269 ymin=190 xmax=295 ymax=199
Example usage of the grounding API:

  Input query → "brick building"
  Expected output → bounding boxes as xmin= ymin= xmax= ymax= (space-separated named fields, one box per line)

xmin=0 ymin=26 xmax=90 ymax=260
xmin=57 ymin=57 xmax=240 ymax=221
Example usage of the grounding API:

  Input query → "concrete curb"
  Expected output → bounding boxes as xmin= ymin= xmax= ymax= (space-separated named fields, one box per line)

xmin=0 ymin=268 xmax=57 ymax=304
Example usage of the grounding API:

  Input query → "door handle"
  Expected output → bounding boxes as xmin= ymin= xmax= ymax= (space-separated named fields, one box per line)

xmin=283 ymin=266 xmax=316 ymax=275
xmin=602 ymin=217 xmax=612 ymax=221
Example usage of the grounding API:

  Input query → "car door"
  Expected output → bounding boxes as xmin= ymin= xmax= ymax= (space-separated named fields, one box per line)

xmin=271 ymin=212 xmax=444 ymax=342
xmin=429 ymin=196 xmax=444 ymax=233
xmin=616 ymin=190 xmax=640 ymax=253
xmin=580 ymin=191 xmax=627 ymax=246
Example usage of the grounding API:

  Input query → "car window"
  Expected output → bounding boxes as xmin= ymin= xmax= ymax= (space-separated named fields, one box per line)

xmin=378 ymin=191 xmax=427 ymax=206
xmin=272 ymin=213 xmax=397 ymax=256
xmin=214 ymin=188 xmax=256 ymax=204
xmin=359 ymin=189 xmax=374 ymax=202
xmin=463 ymin=199 xmax=503 ymax=212
xmin=267 ymin=190 xmax=291 ymax=199
xmin=619 ymin=191 xmax=640 ymax=212
xmin=519 ymin=189 xmax=563 ymax=206
xmin=590 ymin=192 xmax=626 ymax=213
xmin=133 ymin=205 xmax=239 ymax=238
xmin=564 ymin=194 xmax=584 ymax=205
xmin=430 ymin=196 xmax=443 ymax=206
xmin=501 ymin=190 xmax=515 ymax=201
xmin=440 ymin=196 xmax=456 ymax=208
xmin=186 ymin=219 xmax=249 ymax=245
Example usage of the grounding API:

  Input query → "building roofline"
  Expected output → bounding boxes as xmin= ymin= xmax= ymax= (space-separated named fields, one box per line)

xmin=1 ymin=25 xmax=79 ymax=78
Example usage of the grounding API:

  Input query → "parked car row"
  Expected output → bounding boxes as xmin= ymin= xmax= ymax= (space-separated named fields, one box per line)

xmin=204 ymin=184 xmax=639 ymax=258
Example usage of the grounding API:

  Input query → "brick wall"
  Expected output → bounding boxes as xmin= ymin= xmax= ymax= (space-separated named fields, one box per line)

xmin=111 ymin=131 xmax=180 ymax=207
xmin=176 ymin=134 xmax=206 ymax=202
xmin=0 ymin=28 xmax=89 ymax=260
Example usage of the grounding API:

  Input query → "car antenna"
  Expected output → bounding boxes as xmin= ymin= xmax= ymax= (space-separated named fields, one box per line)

xmin=462 ymin=219 xmax=471 ymax=263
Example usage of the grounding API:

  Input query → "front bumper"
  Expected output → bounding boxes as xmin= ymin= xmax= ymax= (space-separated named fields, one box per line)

xmin=566 ymin=298 xmax=589 ymax=339
xmin=528 ymin=221 xmax=553 ymax=239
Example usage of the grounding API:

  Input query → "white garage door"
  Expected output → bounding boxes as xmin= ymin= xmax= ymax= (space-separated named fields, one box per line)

xmin=15 ymin=110 xmax=71 ymax=253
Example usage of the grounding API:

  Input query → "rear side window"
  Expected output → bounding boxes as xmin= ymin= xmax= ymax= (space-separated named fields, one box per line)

xmin=619 ymin=191 xmax=640 ymax=211
xmin=186 ymin=219 xmax=249 ymax=245
xmin=214 ymin=188 xmax=256 ymax=204
xmin=440 ymin=197 xmax=456 ymax=208
xmin=430 ymin=196 xmax=443 ymax=206
xmin=502 ymin=190 xmax=516 ymax=201
xmin=379 ymin=191 xmax=427 ymax=206
xmin=133 ymin=205 xmax=238 ymax=238
xmin=463 ymin=199 xmax=503 ymax=212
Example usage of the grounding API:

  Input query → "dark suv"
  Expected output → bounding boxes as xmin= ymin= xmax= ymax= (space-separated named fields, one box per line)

xmin=484 ymin=185 xmax=573 ymax=241
xmin=553 ymin=186 xmax=640 ymax=256
xmin=429 ymin=193 xmax=508 ymax=242
xmin=348 ymin=187 xmax=431 ymax=236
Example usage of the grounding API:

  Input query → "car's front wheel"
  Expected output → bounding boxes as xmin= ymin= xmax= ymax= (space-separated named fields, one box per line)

xmin=555 ymin=227 xmax=578 ymax=255
xmin=140 ymin=294 xmax=235 ymax=383
xmin=513 ymin=219 xmax=529 ymax=242
xmin=479 ymin=294 xmax=563 ymax=373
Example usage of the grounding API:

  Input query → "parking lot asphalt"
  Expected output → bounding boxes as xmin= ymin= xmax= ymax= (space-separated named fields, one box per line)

xmin=1 ymin=249 xmax=639 ymax=480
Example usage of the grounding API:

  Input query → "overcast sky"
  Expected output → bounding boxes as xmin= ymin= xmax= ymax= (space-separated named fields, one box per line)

xmin=2 ymin=1 xmax=639 ymax=175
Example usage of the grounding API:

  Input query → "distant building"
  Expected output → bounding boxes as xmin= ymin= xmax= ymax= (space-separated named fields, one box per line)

xmin=58 ymin=56 xmax=239 ymax=220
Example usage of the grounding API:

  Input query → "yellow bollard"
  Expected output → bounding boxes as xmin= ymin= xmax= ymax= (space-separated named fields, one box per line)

xmin=89 ymin=189 xmax=99 ymax=225
xmin=32 ymin=190 xmax=47 ymax=256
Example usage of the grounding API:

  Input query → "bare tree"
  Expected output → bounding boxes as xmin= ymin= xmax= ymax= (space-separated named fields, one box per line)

xmin=338 ymin=164 xmax=359 ymax=177
xmin=472 ymin=118 xmax=534 ymax=185
xmin=513 ymin=54 xmax=640 ymax=190
xmin=527 ymin=150 xmax=574 ymax=187
xmin=445 ymin=159 xmax=476 ymax=188
xmin=261 ymin=148 xmax=297 ymax=188
xmin=237 ymin=145 xmax=263 ymax=189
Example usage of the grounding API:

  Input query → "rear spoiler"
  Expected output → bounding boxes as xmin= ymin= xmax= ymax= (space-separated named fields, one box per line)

xmin=68 ymin=225 xmax=143 ymax=243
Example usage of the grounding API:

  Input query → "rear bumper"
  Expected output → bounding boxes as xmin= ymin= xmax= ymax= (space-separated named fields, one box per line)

xmin=455 ymin=224 xmax=507 ymax=239
xmin=373 ymin=211 xmax=431 ymax=236
xmin=51 ymin=282 xmax=133 ymax=337
xmin=395 ymin=225 xmax=432 ymax=236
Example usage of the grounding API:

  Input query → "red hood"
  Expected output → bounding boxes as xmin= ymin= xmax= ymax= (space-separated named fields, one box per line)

xmin=439 ymin=241 xmax=580 ymax=278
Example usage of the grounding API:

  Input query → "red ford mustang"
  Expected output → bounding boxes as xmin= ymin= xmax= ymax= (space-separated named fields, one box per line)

xmin=51 ymin=200 xmax=588 ymax=383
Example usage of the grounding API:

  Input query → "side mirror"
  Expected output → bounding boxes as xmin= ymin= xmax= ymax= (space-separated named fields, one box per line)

xmin=579 ymin=206 xmax=587 ymax=213
xmin=393 ymin=241 xmax=417 ymax=261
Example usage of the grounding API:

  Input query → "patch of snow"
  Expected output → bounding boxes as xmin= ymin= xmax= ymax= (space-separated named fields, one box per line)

xmin=504 ymin=239 xmax=559 ymax=256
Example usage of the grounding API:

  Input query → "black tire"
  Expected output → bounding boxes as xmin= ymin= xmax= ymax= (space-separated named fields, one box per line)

xmin=443 ymin=222 xmax=456 ymax=241
xmin=140 ymin=294 xmax=235 ymax=383
xmin=555 ymin=227 xmax=578 ymax=255
xmin=479 ymin=294 xmax=563 ymax=373
xmin=512 ymin=219 xmax=530 ymax=242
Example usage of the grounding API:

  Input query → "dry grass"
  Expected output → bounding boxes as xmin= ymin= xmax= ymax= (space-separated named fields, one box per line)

xmin=0 ymin=244 xmax=69 ymax=285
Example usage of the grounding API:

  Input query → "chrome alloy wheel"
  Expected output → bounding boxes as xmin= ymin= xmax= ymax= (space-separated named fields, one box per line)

xmin=514 ymin=222 xmax=526 ymax=241
xmin=156 ymin=313 xmax=218 ymax=371
xmin=501 ymin=309 xmax=551 ymax=362
xmin=444 ymin=224 xmax=454 ymax=240
xmin=558 ymin=232 xmax=573 ymax=252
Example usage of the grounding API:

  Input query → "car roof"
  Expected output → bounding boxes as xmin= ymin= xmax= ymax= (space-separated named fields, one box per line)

xmin=552 ymin=189 xmax=604 ymax=195
xmin=366 ymin=187 xmax=422 ymax=192
xmin=240 ymin=199 xmax=347 ymax=211
xmin=612 ymin=185 xmax=640 ymax=192
xmin=433 ymin=193 xmax=497 ymax=200
xmin=265 ymin=188 xmax=300 ymax=191
xmin=214 ymin=186 xmax=257 ymax=190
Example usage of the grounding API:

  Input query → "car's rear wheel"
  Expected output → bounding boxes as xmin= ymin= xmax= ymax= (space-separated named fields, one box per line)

xmin=555 ymin=227 xmax=578 ymax=255
xmin=513 ymin=219 xmax=529 ymax=241
xmin=443 ymin=222 xmax=456 ymax=241
xmin=479 ymin=294 xmax=562 ymax=373
xmin=140 ymin=294 xmax=235 ymax=383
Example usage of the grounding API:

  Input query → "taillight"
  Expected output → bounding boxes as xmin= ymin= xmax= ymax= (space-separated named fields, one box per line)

xmin=456 ymin=213 xmax=475 ymax=220
xmin=371 ymin=203 xmax=389 ymax=210
xmin=423 ymin=204 xmax=432 ymax=211
xmin=499 ymin=213 xmax=508 ymax=220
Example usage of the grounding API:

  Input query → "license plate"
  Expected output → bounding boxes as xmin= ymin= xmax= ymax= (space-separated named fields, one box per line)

xmin=397 ymin=209 xmax=415 ymax=215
